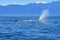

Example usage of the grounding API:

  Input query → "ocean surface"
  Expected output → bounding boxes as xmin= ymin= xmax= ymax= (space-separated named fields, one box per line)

xmin=0 ymin=16 xmax=60 ymax=40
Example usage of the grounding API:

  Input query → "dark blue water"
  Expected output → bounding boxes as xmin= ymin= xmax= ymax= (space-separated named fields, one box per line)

xmin=0 ymin=16 xmax=60 ymax=40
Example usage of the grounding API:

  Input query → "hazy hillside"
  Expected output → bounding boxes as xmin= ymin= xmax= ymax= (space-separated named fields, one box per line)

xmin=0 ymin=1 xmax=60 ymax=16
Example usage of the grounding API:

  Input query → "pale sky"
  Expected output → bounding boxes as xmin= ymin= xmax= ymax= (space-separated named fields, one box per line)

xmin=0 ymin=0 xmax=59 ymax=5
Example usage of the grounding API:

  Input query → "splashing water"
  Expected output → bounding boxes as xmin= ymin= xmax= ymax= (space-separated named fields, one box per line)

xmin=39 ymin=9 xmax=49 ymax=22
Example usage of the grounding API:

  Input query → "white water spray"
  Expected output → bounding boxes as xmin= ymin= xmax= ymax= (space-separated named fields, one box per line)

xmin=39 ymin=9 xmax=49 ymax=22
xmin=16 ymin=9 xmax=49 ymax=22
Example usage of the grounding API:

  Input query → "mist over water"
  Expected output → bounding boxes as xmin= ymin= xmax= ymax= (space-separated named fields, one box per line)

xmin=39 ymin=9 xmax=49 ymax=22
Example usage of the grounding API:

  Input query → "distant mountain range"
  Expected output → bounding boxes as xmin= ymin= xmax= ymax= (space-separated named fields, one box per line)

xmin=0 ymin=1 xmax=60 ymax=16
